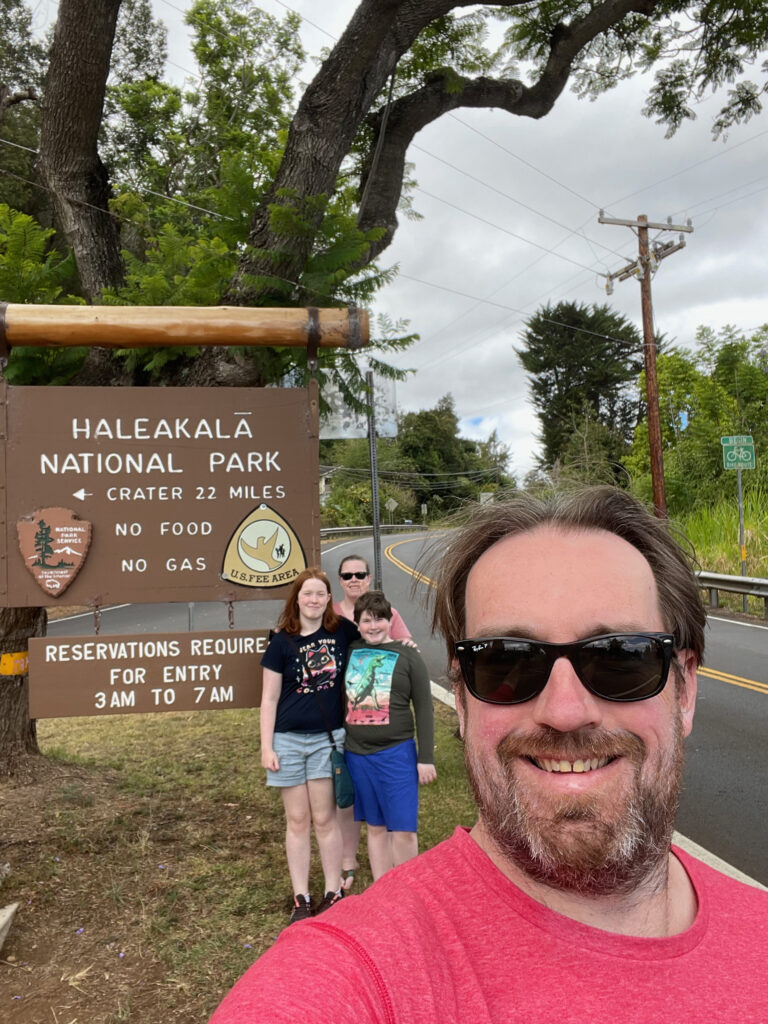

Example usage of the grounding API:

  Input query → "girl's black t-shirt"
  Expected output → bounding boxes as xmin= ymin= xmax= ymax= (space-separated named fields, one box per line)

xmin=261 ymin=618 xmax=359 ymax=733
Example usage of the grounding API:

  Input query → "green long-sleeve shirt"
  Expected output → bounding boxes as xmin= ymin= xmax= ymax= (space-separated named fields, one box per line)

xmin=343 ymin=641 xmax=434 ymax=762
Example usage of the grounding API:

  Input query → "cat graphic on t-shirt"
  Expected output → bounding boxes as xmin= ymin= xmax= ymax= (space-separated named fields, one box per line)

xmin=300 ymin=644 xmax=336 ymax=690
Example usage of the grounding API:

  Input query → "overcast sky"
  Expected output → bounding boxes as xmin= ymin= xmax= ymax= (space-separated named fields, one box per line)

xmin=35 ymin=1 xmax=768 ymax=477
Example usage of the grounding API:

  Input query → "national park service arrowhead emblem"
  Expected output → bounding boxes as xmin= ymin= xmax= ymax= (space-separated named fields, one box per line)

xmin=222 ymin=504 xmax=307 ymax=589
xmin=17 ymin=507 xmax=92 ymax=597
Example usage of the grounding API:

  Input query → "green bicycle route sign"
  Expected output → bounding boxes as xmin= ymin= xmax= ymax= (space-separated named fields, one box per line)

xmin=720 ymin=435 xmax=756 ymax=471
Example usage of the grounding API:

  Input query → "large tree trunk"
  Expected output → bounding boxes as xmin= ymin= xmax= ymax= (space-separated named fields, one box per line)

xmin=37 ymin=0 xmax=124 ymax=301
xmin=0 ymin=607 xmax=46 ymax=777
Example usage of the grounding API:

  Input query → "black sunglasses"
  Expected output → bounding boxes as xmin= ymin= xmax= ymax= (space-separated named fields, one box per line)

xmin=340 ymin=571 xmax=369 ymax=580
xmin=454 ymin=633 xmax=675 ymax=705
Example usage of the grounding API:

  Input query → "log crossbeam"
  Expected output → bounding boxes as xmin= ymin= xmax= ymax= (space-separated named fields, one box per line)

xmin=0 ymin=304 xmax=369 ymax=351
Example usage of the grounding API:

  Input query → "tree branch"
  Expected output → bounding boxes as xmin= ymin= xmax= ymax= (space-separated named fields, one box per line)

xmin=0 ymin=86 xmax=38 ymax=119
xmin=226 ymin=0 xmax=508 ymax=304
xmin=358 ymin=0 xmax=660 ymax=263
xmin=228 ymin=0 xmax=662 ymax=305
xmin=358 ymin=72 xmax=526 ymax=261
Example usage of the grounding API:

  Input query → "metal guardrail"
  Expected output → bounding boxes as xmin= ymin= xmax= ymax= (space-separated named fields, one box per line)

xmin=320 ymin=523 xmax=424 ymax=538
xmin=697 ymin=571 xmax=768 ymax=618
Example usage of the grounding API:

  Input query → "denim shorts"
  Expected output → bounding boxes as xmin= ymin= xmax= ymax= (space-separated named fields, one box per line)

xmin=267 ymin=727 xmax=345 ymax=788
xmin=345 ymin=739 xmax=418 ymax=832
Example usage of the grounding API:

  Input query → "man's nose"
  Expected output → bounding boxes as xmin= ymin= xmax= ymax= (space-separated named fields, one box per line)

xmin=530 ymin=656 xmax=603 ymax=732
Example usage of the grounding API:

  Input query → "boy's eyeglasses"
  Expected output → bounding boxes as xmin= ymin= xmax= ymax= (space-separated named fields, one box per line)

xmin=340 ymin=571 xmax=369 ymax=580
xmin=453 ymin=633 xmax=675 ymax=705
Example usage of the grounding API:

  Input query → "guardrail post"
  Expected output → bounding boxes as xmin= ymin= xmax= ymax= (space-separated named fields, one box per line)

xmin=708 ymin=588 xmax=719 ymax=609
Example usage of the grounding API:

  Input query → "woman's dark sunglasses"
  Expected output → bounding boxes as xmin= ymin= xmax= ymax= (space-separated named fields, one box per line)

xmin=454 ymin=633 xmax=675 ymax=705
xmin=340 ymin=571 xmax=369 ymax=580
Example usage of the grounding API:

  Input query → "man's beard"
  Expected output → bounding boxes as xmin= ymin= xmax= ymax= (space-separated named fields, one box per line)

xmin=464 ymin=714 xmax=685 ymax=897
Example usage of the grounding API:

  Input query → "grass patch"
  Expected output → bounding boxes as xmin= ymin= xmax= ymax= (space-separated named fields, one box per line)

xmin=0 ymin=702 xmax=473 ymax=1023
xmin=681 ymin=490 xmax=768 ymax=616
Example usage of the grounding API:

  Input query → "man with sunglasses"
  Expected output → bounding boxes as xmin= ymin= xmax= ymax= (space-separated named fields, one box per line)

xmin=211 ymin=487 xmax=768 ymax=1024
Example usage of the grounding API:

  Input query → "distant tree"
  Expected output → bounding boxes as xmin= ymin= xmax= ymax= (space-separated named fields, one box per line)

xmin=320 ymin=394 xmax=514 ymax=523
xmin=322 ymin=477 xmax=419 ymax=529
xmin=0 ymin=0 xmax=46 ymax=217
xmin=398 ymin=395 xmax=471 ymax=480
xmin=560 ymin=408 xmax=632 ymax=487
xmin=625 ymin=325 xmax=768 ymax=513
xmin=517 ymin=302 xmax=645 ymax=471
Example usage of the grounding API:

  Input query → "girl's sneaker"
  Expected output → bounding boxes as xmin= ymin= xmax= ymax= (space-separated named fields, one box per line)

xmin=289 ymin=893 xmax=312 ymax=924
xmin=315 ymin=890 xmax=343 ymax=915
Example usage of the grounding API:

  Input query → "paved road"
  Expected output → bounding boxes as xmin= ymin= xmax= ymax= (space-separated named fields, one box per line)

xmin=49 ymin=529 xmax=768 ymax=885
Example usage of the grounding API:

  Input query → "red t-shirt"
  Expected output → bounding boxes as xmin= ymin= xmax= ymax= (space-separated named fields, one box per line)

xmin=209 ymin=828 xmax=768 ymax=1023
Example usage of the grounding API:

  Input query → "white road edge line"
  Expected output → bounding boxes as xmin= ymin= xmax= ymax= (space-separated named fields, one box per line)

xmin=708 ymin=614 xmax=768 ymax=631
xmin=48 ymin=603 xmax=131 ymax=623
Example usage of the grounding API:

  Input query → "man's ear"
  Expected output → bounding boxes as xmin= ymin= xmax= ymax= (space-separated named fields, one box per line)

xmin=675 ymin=650 xmax=698 ymax=737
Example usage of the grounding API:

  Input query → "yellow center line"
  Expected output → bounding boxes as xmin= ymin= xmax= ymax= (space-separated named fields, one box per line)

xmin=384 ymin=540 xmax=767 ymax=697
xmin=698 ymin=667 xmax=768 ymax=696
xmin=384 ymin=538 xmax=435 ymax=587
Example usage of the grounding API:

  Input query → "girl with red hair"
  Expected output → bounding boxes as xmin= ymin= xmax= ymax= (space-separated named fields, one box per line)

xmin=260 ymin=568 xmax=359 ymax=925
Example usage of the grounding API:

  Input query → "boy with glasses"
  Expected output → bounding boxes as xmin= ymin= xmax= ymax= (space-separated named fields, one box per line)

xmin=211 ymin=487 xmax=768 ymax=1023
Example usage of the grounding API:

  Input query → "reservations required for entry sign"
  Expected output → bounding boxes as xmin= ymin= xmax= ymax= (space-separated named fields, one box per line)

xmin=0 ymin=381 xmax=320 ymax=607
xmin=28 ymin=629 xmax=270 ymax=718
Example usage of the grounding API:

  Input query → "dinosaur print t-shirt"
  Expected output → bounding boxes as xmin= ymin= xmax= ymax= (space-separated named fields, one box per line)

xmin=261 ymin=619 xmax=359 ymax=734
xmin=343 ymin=642 xmax=434 ymax=761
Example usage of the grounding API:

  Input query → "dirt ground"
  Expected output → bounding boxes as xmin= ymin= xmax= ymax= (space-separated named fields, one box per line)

xmin=0 ymin=757 xmax=174 ymax=1023
xmin=0 ymin=701 xmax=333 ymax=1024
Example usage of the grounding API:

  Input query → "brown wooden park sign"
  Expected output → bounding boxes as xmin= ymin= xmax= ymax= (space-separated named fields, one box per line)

xmin=2 ymin=381 xmax=319 ymax=606
xmin=0 ymin=303 xmax=369 ymax=718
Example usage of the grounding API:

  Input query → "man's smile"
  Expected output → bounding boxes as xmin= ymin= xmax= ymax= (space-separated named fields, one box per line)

xmin=529 ymin=755 xmax=614 ymax=773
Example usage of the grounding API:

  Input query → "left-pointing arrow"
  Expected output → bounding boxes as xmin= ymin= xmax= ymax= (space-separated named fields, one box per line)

xmin=72 ymin=488 xmax=93 ymax=501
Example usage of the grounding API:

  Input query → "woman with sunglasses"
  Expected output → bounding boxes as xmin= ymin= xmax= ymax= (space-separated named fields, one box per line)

xmin=334 ymin=555 xmax=412 ymax=640
xmin=260 ymin=568 xmax=359 ymax=925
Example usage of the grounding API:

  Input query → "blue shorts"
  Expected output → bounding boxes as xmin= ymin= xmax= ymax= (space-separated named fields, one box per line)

xmin=345 ymin=739 xmax=418 ymax=832
xmin=267 ymin=728 xmax=344 ymax=788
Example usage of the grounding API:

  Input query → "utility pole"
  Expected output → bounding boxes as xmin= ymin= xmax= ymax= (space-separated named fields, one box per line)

xmin=598 ymin=213 xmax=693 ymax=518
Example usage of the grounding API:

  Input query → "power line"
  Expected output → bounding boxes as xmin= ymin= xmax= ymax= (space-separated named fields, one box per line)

xmin=670 ymin=175 xmax=768 ymax=217
xmin=606 ymin=127 xmax=768 ymax=209
xmin=0 ymin=137 xmax=233 ymax=223
xmin=682 ymin=181 xmax=768 ymax=221
xmin=415 ymin=187 xmax=608 ymax=277
xmin=268 ymin=0 xmax=337 ymax=41
xmin=411 ymin=142 xmax=626 ymax=261
xmin=0 ymin=138 xmax=38 ymax=155
xmin=448 ymin=112 xmax=601 ymax=210
xmin=397 ymin=271 xmax=646 ymax=348
xmin=0 ymin=158 xmax=368 ymax=312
